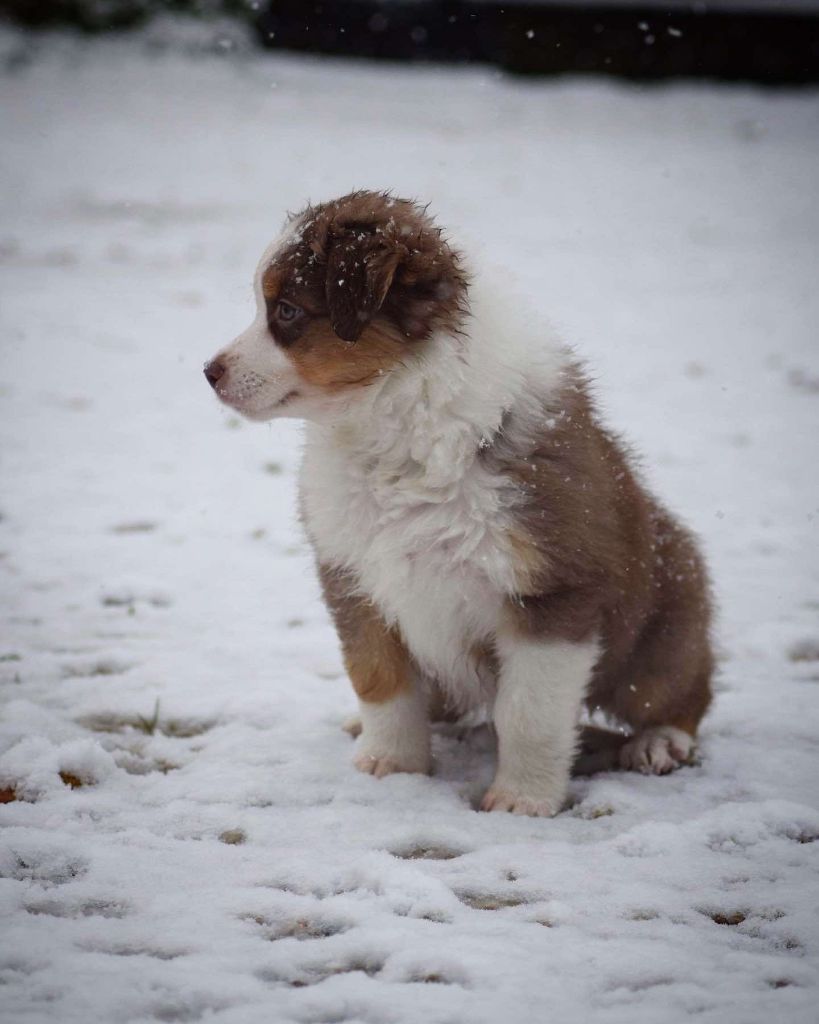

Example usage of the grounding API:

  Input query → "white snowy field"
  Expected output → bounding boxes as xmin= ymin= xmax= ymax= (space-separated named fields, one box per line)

xmin=1 ymin=24 xmax=818 ymax=1024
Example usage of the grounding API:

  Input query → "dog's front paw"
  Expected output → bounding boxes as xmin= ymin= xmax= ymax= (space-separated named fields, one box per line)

xmin=353 ymin=752 xmax=405 ymax=778
xmin=353 ymin=743 xmax=430 ymax=779
xmin=480 ymin=784 xmax=563 ymax=818
xmin=352 ymin=691 xmax=431 ymax=779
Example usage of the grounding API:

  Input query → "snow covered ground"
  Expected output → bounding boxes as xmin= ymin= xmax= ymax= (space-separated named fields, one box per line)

xmin=1 ymin=24 xmax=818 ymax=1024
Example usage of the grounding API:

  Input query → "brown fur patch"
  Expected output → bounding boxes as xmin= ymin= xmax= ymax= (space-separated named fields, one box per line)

xmin=283 ymin=319 xmax=408 ymax=392
xmin=261 ymin=191 xmax=469 ymax=362
xmin=487 ymin=365 xmax=713 ymax=737
xmin=318 ymin=564 xmax=413 ymax=704
xmin=507 ymin=528 xmax=550 ymax=594
xmin=261 ymin=266 xmax=284 ymax=301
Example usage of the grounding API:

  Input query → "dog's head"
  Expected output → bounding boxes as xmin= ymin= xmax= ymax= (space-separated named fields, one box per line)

xmin=204 ymin=191 xmax=468 ymax=421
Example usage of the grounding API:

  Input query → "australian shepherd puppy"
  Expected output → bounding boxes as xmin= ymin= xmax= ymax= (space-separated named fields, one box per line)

xmin=205 ymin=190 xmax=712 ymax=817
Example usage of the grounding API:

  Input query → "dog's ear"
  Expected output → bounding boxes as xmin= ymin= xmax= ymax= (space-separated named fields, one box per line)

xmin=325 ymin=228 xmax=401 ymax=342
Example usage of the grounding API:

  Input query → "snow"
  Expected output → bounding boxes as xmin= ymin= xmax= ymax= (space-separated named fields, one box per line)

xmin=1 ymin=26 xmax=819 ymax=1024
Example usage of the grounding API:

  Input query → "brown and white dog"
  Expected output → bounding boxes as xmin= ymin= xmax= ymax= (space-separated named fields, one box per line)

xmin=204 ymin=191 xmax=713 ymax=817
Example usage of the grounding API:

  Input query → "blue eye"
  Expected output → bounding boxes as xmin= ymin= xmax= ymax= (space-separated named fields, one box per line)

xmin=277 ymin=300 xmax=302 ymax=322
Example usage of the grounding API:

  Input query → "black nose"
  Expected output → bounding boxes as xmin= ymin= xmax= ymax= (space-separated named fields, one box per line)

xmin=204 ymin=359 xmax=225 ymax=389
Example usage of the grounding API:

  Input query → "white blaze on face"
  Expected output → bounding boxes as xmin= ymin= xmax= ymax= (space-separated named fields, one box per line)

xmin=214 ymin=318 xmax=301 ymax=421
xmin=207 ymin=234 xmax=307 ymax=422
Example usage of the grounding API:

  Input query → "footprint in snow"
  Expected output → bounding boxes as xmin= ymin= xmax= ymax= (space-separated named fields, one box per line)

xmin=109 ymin=521 xmax=158 ymax=534
xmin=390 ymin=844 xmax=465 ymax=861
xmin=79 ymin=710 xmax=215 ymax=739
xmin=456 ymin=891 xmax=529 ymax=911
xmin=788 ymin=638 xmax=819 ymax=666
xmin=258 ymin=953 xmax=384 ymax=988
xmin=25 ymin=897 xmax=129 ymax=919
xmin=0 ymin=847 xmax=88 ymax=886
xmin=61 ymin=658 xmax=133 ymax=679
xmin=245 ymin=913 xmax=350 ymax=942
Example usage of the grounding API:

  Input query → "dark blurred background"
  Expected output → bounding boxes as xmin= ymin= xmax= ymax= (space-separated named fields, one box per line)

xmin=2 ymin=1 xmax=818 ymax=82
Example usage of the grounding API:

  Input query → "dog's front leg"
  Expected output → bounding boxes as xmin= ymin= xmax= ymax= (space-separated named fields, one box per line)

xmin=352 ymin=681 xmax=430 ymax=778
xmin=319 ymin=564 xmax=431 ymax=777
xmin=482 ymin=635 xmax=598 ymax=817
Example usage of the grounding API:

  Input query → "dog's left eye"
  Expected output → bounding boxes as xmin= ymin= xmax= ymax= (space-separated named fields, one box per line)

xmin=276 ymin=300 xmax=302 ymax=323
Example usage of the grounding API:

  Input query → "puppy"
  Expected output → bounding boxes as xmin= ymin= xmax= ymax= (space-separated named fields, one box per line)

xmin=205 ymin=191 xmax=712 ymax=817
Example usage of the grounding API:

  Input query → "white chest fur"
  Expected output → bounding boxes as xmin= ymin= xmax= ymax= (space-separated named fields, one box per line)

xmin=299 ymin=285 xmax=569 ymax=706
xmin=301 ymin=426 xmax=515 ymax=705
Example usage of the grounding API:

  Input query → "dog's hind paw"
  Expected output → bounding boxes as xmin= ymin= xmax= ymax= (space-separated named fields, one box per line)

xmin=618 ymin=726 xmax=695 ymax=775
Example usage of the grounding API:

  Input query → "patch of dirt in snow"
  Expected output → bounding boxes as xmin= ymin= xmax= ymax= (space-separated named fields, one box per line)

xmin=1 ymin=30 xmax=818 ymax=1024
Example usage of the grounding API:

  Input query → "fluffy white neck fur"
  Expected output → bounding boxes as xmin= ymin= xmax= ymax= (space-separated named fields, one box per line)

xmin=306 ymin=275 xmax=570 ymax=498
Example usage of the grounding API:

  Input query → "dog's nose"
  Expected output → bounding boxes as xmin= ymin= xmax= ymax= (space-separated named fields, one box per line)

xmin=204 ymin=359 xmax=225 ymax=389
